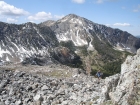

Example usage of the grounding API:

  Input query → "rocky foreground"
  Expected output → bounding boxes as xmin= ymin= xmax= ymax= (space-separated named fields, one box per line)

xmin=0 ymin=49 xmax=140 ymax=105
xmin=0 ymin=67 xmax=106 ymax=105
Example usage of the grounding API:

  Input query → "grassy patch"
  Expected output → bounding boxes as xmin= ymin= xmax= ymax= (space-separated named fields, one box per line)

xmin=37 ymin=70 xmax=72 ymax=78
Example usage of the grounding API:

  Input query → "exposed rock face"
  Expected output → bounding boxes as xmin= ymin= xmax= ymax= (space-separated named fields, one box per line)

xmin=100 ymin=48 xmax=140 ymax=105
xmin=109 ymin=49 xmax=140 ymax=105
xmin=121 ymin=49 xmax=140 ymax=74
xmin=101 ymin=74 xmax=120 ymax=103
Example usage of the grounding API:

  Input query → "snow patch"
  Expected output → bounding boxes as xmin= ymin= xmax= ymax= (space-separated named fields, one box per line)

xmin=56 ymin=33 xmax=70 ymax=42
xmin=88 ymin=24 xmax=93 ymax=30
xmin=96 ymin=34 xmax=102 ymax=41
xmin=70 ymin=18 xmax=82 ymax=25
xmin=0 ymin=48 xmax=11 ymax=58
xmin=11 ymin=42 xmax=20 ymax=51
xmin=6 ymin=55 xmax=10 ymax=61
xmin=114 ymin=43 xmax=131 ymax=51
xmin=34 ymin=27 xmax=46 ymax=41
xmin=22 ymin=27 xmax=25 ymax=29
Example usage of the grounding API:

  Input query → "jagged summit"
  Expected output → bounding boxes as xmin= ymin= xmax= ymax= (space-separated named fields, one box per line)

xmin=56 ymin=14 xmax=82 ymax=25
xmin=64 ymin=14 xmax=80 ymax=18
xmin=57 ymin=13 xmax=94 ymax=25
xmin=62 ymin=14 xmax=81 ymax=19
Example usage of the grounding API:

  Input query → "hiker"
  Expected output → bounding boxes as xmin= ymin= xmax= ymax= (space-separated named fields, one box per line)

xmin=96 ymin=70 xmax=103 ymax=79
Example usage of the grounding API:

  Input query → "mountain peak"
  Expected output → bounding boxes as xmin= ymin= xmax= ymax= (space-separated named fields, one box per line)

xmin=59 ymin=14 xmax=82 ymax=22
xmin=66 ymin=14 xmax=80 ymax=18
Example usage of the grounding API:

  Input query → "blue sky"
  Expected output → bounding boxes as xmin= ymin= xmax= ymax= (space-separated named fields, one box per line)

xmin=0 ymin=0 xmax=140 ymax=36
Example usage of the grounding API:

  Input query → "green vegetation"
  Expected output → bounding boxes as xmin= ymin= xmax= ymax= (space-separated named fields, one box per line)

xmin=91 ymin=34 xmax=131 ymax=77
xmin=102 ymin=60 xmax=123 ymax=77
xmin=59 ymin=41 xmax=76 ymax=51
xmin=92 ymin=35 xmax=122 ymax=62
xmin=58 ymin=32 xmax=133 ymax=77
xmin=77 ymin=45 xmax=88 ymax=56
xmin=78 ymin=32 xmax=133 ymax=77
xmin=37 ymin=70 xmax=72 ymax=78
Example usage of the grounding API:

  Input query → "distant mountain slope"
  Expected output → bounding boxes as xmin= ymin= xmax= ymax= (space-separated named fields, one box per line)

xmin=40 ymin=14 xmax=140 ymax=53
xmin=0 ymin=22 xmax=58 ymax=63
xmin=40 ymin=14 xmax=140 ymax=75
xmin=0 ymin=21 xmax=82 ymax=67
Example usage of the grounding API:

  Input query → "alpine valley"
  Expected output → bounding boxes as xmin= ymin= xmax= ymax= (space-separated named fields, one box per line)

xmin=0 ymin=14 xmax=140 ymax=76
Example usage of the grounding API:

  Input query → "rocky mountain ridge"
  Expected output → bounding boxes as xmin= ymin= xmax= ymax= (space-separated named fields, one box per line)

xmin=0 ymin=22 xmax=58 ymax=63
xmin=101 ymin=48 xmax=140 ymax=105
xmin=41 ymin=14 xmax=140 ymax=53
xmin=40 ymin=14 xmax=140 ymax=75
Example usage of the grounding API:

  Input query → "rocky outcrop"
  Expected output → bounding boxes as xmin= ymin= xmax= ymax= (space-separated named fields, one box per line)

xmin=109 ymin=49 xmax=140 ymax=105
xmin=100 ymin=49 xmax=140 ymax=105
xmin=100 ymin=74 xmax=120 ymax=103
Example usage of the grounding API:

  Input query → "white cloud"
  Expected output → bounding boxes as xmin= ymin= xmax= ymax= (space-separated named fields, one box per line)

xmin=0 ymin=15 xmax=5 ymax=19
xmin=96 ymin=0 xmax=103 ymax=3
xmin=28 ymin=12 xmax=52 ymax=21
xmin=105 ymin=23 xmax=131 ymax=27
xmin=28 ymin=12 xmax=64 ymax=22
xmin=7 ymin=18 xmax=18 ymax=23
xmin=0 ymin=1 xmax=29 ymax=16
xmin=105 ymin=24 xmax=111 ymax=26
xmin=113 ymin=23 xmax=131 ymax=26
xmin=133 ymin=4 xmax=140 ymax=12
xmin=121 ymin=6 xmax=126 ymax=9
xmin=72 ymin=0 xmax=85 ymax=4
xmin=54 ymin=15 xmax=64 ymax=19
xmin=133 ymin=9 xmax=139 ymax=12
xmin=96 ymin=0 xmax=118 ymax=4
xmin=137 ymin=4 xmax=140 ymax=9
